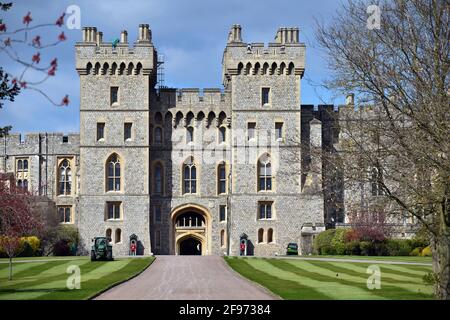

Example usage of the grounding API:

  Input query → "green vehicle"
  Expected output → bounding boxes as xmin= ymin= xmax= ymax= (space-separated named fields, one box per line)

xmin=91 ymin=237 xmax=113 ymax=261
xmin=286 ymin=243 xmax=299 ymax=255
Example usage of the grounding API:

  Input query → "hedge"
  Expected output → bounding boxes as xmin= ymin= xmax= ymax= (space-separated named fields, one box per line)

xmin=313 ymin=228 xmax=431 ymax=257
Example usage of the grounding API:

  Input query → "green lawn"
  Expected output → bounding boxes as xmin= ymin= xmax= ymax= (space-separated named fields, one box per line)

xmin=0 ymin=256 xmax=154 ymax=300
xmin=225 ymin=257 xmax=434 ymax=300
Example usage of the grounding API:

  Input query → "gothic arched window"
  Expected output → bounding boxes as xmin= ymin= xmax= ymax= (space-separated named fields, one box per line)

xmin=183 ymin=157 xmax=197 ymax=194
xmin=107 ymin=154 xmax=121 ymax=192
xmin=258 ymin=154 xmax=272 ymax=191
xmin=58 ymin=159 xmax=72 ymax=195
xmin=218 ymin=163 xmax=226 ymax=194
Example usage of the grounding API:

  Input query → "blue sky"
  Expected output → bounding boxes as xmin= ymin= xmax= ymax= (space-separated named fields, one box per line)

xmin=1 ymin=0 xmax=344 ymax=134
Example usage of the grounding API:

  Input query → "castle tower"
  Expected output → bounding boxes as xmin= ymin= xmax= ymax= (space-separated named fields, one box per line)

xmin=75 ymin=24 xmax=156 ymax=255
xmin=222 ymin=26 xmax=323 ymax=255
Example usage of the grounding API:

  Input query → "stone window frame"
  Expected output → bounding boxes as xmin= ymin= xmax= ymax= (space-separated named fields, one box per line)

xmin=105 ymin=153 xmax=123 ymax=193
xmin=57 ymin=157 xmax=73 ymax=196
xmin=257 ymin=228 xmax=265 ymax=243
xmin=257 ymin=201 xmax=275 ymax=220
xmin=247 ymin=121 xmax=256 ymax=141
xmin=218 ymin=125 xmax=226 ymax=144
xmin=219 ymin=205 xmax=227 ymax=222
xmin=96 ymin=122 xmax=105 ymax=142
xmin=186 ymin=126 xmax=194 ymax=144
xmin=220 ymin=229 xmax=226 ymax=248
xmin=105 ymin=201 xmax=123 ymax=221
xmin=261 ymin=87 xmax=271 ymax=107
xmin=58 ymin=205 xmax=73 ymax=224
xmin=217 ymin=161 xmax=228 ymax=195
xmin=182 ymin=156 xmax=198 ymax=195
xmin=115 ymin=228 xmax=122 ymax=244
xmin=257 ymin=153 xmax=274 ymax=192
xmin=267 ymin=228 xmax=275 ymax=243
xmin=16 ymin=157 xmax=29 ymax=173
xmin=124 ymin=122 xmax=133 ymax=142
xmin=275 ymin=121 xmax=284 ymax=141
xmin=110 ymin=86 xmax=119 ymax=107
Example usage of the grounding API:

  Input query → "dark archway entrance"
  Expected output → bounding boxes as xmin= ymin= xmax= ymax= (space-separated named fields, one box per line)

xmin=179 ymin=237 xmax=202 ymax=255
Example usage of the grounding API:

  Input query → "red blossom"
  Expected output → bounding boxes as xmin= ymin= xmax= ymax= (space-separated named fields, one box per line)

xmin=32 ymin=52 xmax=41 ymax=64
xmin=56 ymin=13 xmax=65 ymax=27
xmin=50 ymin=58 xmax=57 ymax=67
xmin=11 ymin=78 xmax=17 ymax=84
xmin=32 ymin=35 xmax=41 ymax=47
xmin=0 ymin=23 xmax=6 ymax=32
xmin=23 ymin=12 xmax=32 ymax=26
xmin=58 ymin=32 xmax=66 ymax=41
xmin=19 ymin=81 xmax=27 ymax=88
xmin=61 ymin=95 xmax=69 ymax=106
xmin=4 ymin=37 xmax=11 ymax=46
xmin=48 ymin=66 xmax=56 ymax=76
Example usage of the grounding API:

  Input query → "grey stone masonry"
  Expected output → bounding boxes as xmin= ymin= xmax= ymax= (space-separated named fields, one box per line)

xmin=1 ymin=24 xmax=334 ymax=257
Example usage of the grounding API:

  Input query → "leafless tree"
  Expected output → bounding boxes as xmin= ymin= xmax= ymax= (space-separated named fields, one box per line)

xmin=315 ymin=0 xmax=449 ymax=298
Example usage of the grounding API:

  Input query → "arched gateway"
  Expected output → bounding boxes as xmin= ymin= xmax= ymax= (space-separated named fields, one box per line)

xmin=171 ymin=204 xmax=211 ymax=255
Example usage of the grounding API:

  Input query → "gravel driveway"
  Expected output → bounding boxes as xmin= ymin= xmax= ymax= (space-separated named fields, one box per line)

xmin=95 ymin=255 xmax=277 ymax=300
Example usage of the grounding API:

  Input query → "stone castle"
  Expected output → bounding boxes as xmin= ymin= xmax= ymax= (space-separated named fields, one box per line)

xmin=0 ymin=24 xmax=353 ymax=256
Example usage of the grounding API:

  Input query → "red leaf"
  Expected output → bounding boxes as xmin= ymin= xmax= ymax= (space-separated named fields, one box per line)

xmin=58 ymin=32 xmax=66 ymax=41
xmin=32 ymin=52 xmax=41 ymax=64
xmin=23 ymin=12 xmax=32 ymax=26
xmin=56 ymin=13 xmax=65 ymax=27
xmin=4 ymin=37 xmax=11 ymax=46
xmin=61 ymin=95 xmax=69 ymax=106
xmin=0 ymin=23 xmax=6 ymax=32
xmin=48 ymin=66 xmax=56 ymax=76
xmin=50 ymin=58 xmax=57 ymax=67
xmin=19 ymin=81 xmax=27 ymax=88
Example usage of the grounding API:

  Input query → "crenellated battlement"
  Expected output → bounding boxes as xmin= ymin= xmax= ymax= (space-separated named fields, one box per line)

xmin=222 ymin=25 xmax=305 ymax=86
xmin=154 ymin=88 xmax=230 ymax=111
xmin=75 ymin=24 xmax=156 ymax=76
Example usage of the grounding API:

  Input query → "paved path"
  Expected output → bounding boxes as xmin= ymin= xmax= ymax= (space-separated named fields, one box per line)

xmin=95 ymin=256 xmax=277 ymax=300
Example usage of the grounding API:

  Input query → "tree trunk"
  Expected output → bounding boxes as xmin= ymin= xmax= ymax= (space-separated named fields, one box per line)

xmin=432 ymin=224 xmax=450 ymax=299
xmin=8 ymin=256 xmax=12 ymax=281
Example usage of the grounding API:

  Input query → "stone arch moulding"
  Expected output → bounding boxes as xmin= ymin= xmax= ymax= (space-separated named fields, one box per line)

xmin=170 ymin=203 xmax=212 ymax=255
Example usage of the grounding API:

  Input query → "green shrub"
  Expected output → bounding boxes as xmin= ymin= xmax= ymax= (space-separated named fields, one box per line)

xmin=359 ymin=241 xmax=373 ymax=256
xmin=421 ymin=246 xmax=432 ymax=257
xmin=18 ymin=236 xmax=41 ymax=257
xmin=373 ymin=241 xmax=389 ymax=256
xmin=345 ymin=241 xmax=361 ymax=255
xmin=386 ymin=239 xmax=412 ymax=256
xmin=331 ymin=229 xmax=348 ymax=255
xmin=314 ymin=229 xmax=336 ymax=255
xmin=410 ymin=247 xmax=422 ymax=256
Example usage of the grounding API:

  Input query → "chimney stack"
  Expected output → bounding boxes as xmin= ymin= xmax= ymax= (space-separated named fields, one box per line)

xmin=138 ymin=24 xmax=151 ymax=42
xmin=96 ymin=31 xmax=103 ymax=46
xmin=120 ymin=30 xmax=128 ymax=43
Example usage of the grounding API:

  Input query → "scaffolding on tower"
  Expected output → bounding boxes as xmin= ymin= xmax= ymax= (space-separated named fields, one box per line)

xmin=156 ymin=54 xmax=165 ymax=92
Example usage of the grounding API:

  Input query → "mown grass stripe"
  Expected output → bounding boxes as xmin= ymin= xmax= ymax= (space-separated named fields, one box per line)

xmin=2 ymin=260 xmax=69 ymax=280
xmin=378 ymin=264 xmax=432 ymax=276
xmin=305 ymin=260 xmax=423 ymax=286
xmin=38 ymin=258 xmax=149 ymax=300
xmin=266 ymin=259 xmax=389 ymax=300
xmin=0 ymin=259 xmax=109 ymax=292
xmin=255 ymin=258 xmax=383 ymax=300
xmin=225 ymin=257 xmax=330 ymax=300
xmin=277 ymin=259 xmax=433 ymax=300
